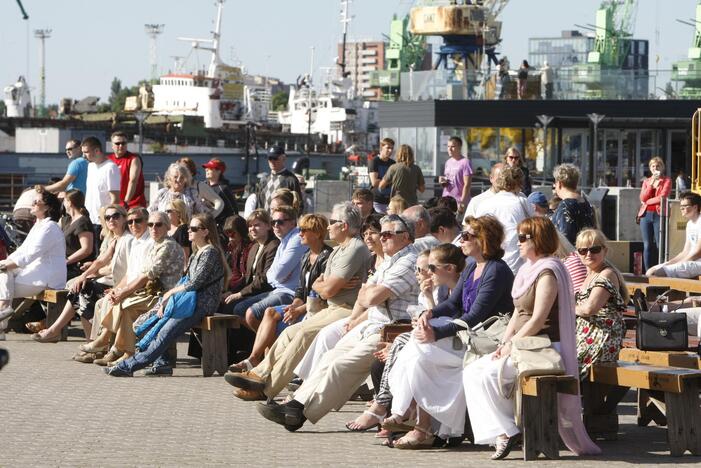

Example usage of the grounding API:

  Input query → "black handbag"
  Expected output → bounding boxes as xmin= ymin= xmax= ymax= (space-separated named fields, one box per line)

xmin=636 ymin=311 xmax=688 ymax=351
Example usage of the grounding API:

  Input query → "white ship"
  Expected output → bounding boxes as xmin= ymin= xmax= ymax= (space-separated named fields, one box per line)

xmin=3 ymin=76 xmax=32 ymax=118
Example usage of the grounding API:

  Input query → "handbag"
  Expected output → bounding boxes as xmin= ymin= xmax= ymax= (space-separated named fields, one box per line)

xmin=498 ymin=334 xmax=565 ymax=399
xmin=454 ymin=314 xmax=511 ymax=367
xmin=636 ymin=311 xmax=688 ymax=351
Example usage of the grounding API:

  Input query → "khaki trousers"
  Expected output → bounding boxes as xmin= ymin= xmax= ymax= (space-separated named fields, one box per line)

xmin=253 ymin=303 xmax=352 ymax=399
xmin=101 ymin=292 xmax=159 ymax=354
xmin=293 ymin=326 xmax=380 ymax=424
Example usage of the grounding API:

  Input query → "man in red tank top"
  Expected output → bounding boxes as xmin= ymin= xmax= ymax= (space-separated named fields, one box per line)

xmin=107 ymin=131 xmax=147 ymax=208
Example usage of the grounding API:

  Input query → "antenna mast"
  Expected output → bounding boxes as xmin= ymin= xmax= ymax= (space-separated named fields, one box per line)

xmin=338 ymin=0 xmax=351 ymax=76
xmin=145 ymin=24 xmax=165 ymax=82
xmin=33 ymin=28 xmax=51 ymax=117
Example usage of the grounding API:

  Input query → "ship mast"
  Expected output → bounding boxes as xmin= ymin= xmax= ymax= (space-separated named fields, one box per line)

xmin=338 ymin=0 xmax=351 ymax=76
xmin=177 ymin=0 xmax=225 ymax=78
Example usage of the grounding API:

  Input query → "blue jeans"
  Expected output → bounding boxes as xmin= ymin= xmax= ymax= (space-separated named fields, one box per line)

xmin=640 ymin=210 xmax=660 ymax=271
xmin=116 ymin=311 xmax=204 ymax=373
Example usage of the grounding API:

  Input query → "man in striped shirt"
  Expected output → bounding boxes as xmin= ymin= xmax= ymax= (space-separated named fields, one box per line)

xmin=257 ymin=214 xmax=419 ymax=430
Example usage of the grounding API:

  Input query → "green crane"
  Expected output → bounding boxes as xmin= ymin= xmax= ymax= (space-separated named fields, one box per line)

xmin=672 ymin=1 xmax=701 ymax=99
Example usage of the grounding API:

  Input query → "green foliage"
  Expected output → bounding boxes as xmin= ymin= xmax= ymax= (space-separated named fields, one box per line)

xmin=271 ymin=91 xmax=289 ymax=111
xmin=108 ymin=77 xmax=149 ymax=112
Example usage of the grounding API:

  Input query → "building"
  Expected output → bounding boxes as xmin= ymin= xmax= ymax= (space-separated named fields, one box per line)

xmin=339 ymin=41 xmax=386 ymax=100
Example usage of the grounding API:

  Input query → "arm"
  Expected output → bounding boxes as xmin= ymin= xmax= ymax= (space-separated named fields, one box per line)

xmin=266 ymin=238 xmax=307 ymax=287
xmin=45 ymin=174 xmax=76 ymax=194
xmin=124 ymin=156 xmax=142 ymax=205
xmin=174 ymin=247 xmax=222 ymax=295
xmin=356 ymin=283 xmax=393 ymax=309
xmin=576 ymin=273 xmax=616 ymax=317
xmin=369 ymin=172 xmax=380 ymax=189
xmin=417 ymin=168 xmax=425 ymax=193
xmin=198 ymin=181 xmax=224 ymax=218
xmin=238 ymin=243 xmax=277 ymax=297
xmin=110 ymin=273 xmax=148 ymax=303
xmin=66 ymin=231 xmax=94 ymax=265
xmin=109 ymin=191 xmax=120 ymax=204
xmin=643 ymin=177 xmax=672 ymax=206
xmin=378 ymin=167 xmax=392 ymax=190
xmin=461 ymin=174 xmax=472 ymax=205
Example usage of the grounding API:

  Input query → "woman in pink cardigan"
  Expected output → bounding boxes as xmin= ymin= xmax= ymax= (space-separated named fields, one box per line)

xmin=638 ymin=157 xmax=671 ymax=271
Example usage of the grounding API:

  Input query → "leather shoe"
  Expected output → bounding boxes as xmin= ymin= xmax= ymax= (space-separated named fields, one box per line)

xmin=233 ymin=388 xmax=266 ymax=401
xmin=283 ymin=404 xmax=306 ymax=432
xmin=104 ymin=366 xmax=133 ymax=377
xmin=224 ymin=370 xmax=265 ymax=390
xmin=256 ymin=400 xmax=288 ymax=426
xmin=73 ymin=351 xmax=104 ymax=363
xmin=142 ymin=366 xmax=173 ymax=377
xmin=31 ymin=332 xmax=59 ymax=343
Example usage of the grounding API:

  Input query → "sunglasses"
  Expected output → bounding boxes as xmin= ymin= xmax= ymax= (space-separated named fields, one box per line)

xmin=105 ymin=213 xmax=122 ymax=221
xmin=271 ymin=218 xmax=291 ymax=226
xmin=113 ymin=141 xmax=127 ymax=146
xmin=189 ymin=225 xmax=206 ymax=232
xmin=427 ymin=264 xmax=449 ymax=273
xmin=32 ymin=199 xmax=44 ymax=206
xmin=460 ymin=231 xmax=477 ymax=241
xmin=517 ymin=233 xmax=533 ymax=243
xmin=329 ymin=219 xmax=343 ymax=225
xmin=415 ymin=266 xmax=427 ymax=274
xmin=148 ymin=222 xmax=164 ymax=228
xmin=380 ymin=230 xmax=406 ymax=239
xmin=65 ymin=147 xmax=77 ymax=152
xmin=577 ymin=245 xmax=604 ymax=256
xmin=224 ymin=229 xmax=236 ymax=237
xmin=363 ymin=230 xmax=379 ymax=238
xmin=127 ymin=218 xmax=144 ymax=225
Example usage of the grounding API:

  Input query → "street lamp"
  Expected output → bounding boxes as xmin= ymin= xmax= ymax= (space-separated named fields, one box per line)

xmin=536 ymin=114 xmax=554 ymax=178
xmin=587 ymin=113 xmax=605 ymax=188
xmin=135 ymin=111 xmax=149 ymax=156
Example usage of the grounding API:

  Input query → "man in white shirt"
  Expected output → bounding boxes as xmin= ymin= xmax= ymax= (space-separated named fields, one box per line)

xmin=82 ymin=136 xmax=120 ymax=233
xmin=464 ymin=163 xmax=503 ymax=221
xmin=403 ymin=205 xmax=439 ymax=252
xmin=647 ymin=191 xmax=701 ymax=278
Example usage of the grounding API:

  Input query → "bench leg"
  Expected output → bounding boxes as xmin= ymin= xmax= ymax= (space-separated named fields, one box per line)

xmin=665 ymin=381 xmax=701 ymax=456
xmin=201 ymin=325 xmax=228 ymax=377
xmin=45 ymin=300 xmax=68 ymax=342
xmin=211 ymin=323 xmax=229 ymax=376
xmin=521 ymin=379 xmax=559 ymax=460
xmin=582 ymin=381 xmax=623 ymax=441
xmin=201 ymin=329 xmax=216 ymax=377
xmin=637 ymin=389 xmax=667 ymax=427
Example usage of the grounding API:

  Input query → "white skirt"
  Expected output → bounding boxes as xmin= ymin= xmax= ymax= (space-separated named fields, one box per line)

xmin=388 ymin=316 xmax=466 ymax=435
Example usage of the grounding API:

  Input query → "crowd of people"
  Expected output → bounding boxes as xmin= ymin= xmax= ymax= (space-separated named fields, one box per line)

xmin=0 ymin=132 xmax=643 ymax=459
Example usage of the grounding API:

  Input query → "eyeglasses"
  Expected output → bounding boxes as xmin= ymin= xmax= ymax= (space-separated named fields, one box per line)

xmin=380 ymin=230 xmax=406 ymax=240
xmin=148 ymin=222 xmax=164 ymax=228
xmin=189 ymin=225 xmax=206 ymax=232
xmin=105 ymin=213 xmax=122 ymax=221
xmin=507 ymin=155 xmax=519 ymax=160
xmin=427 ymin=264 xmax=449 ymax=273
xmin=32 ymin=199 xmax=44 ymax=206
xmin=460 ymin=230 xmax=477 ymax=241
xmin=65 ymin=146 xmax=77 ymax=153
xmin=329 ymin=219 xmax=343 ymax=225
xmin=113 ymin=141 xmax=127 ymax=146
xmin=415 ymin=266 xmax=427 ymax=274
xmin=577 ymin=245 xmax=604 ymax=256
xmin=127 ymin=218 xmax=144 ymax=225
xmin=517 ymin=233 xmax=533 ymax=243
xmin=271 ymin=218 xmax=291 ymax=226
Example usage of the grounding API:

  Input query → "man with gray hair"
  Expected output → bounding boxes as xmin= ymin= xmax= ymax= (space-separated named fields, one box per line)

xmin=227 ymin=202 xmax=371 ymax=400
xmin=403 ymin=205 xmax=439 ymax=252
xmin=257 ymin=214 xmax=419 ymax=431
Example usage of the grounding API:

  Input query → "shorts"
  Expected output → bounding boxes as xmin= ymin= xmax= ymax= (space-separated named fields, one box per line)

xmin=270 ymin=304 xmax=305 ymax=335
xmin=226 ymin=290 xmax=294 ymax=321
xmin=661 ymin=261 xmax=701 ymax=279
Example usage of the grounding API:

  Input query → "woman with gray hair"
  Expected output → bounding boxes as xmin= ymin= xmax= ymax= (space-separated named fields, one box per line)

xmin=551 ymin=163 xmax=595 ymax=245
xmin=149 ymin=163 xmax=206 ymax=218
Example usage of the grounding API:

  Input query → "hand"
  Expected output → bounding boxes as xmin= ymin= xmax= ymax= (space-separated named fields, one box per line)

xmin=70 ymin=276 xmax=86 ymax=294
xmin=373 ymin=342 xmax=391 ymax=362
xmin=414 ymin=322 xmax=435 ymax=343
xmin=417 ymin=309 xmax=432 ymax=329
xmin=224 ymin=292 xmax=241 ymax=304
xmin=493 ymin=341 xmax=511 ymax=360
xmin=283 ymin=306 xmax=304 ymax=324
xmin=157 ymin=303 xmax=165 ymax=318
xmin=419 ymin=277 xmax=434 ymax=296
xmin=80 ymin=262 xmax=92 ymax=271
xmin=342 ymin=276 xmax=362 ymax=290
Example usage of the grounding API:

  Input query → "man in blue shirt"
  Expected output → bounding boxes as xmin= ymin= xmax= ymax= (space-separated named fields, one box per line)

xmin=234 ymin=205 xmax=308 ymax=330
xmin=45 ymin=139 xmax=88 ymax=195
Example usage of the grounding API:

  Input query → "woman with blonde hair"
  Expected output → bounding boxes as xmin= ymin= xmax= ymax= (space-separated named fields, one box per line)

xmin=166 ymin=198 xmax=191 ymax=264
xmin=638 ymin=156 xmax=672 ymax=271
xmin=379 ymin=144 xmax=425 ymax=206
xmin=149 ymin=163 xmax=206 ymax=217
xmin=574 ymin=228 xmax=627 ymax=379
xmin=503 ymin=146 xmax=531 ymax=195
xmin=270 ymin=187 xmax=301 ymax=215
xmin=177 ymin=157 xmax=224 ymax=219
xmin=387 ymin=195 xmax=409 ymax=216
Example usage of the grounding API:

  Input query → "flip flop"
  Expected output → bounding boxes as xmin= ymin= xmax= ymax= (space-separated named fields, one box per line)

xmin=345 ymin=409 xmax=385 ymax=432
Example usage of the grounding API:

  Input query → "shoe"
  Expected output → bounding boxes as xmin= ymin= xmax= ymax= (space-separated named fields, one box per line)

xmin=233 ymin=388 xmax=266 ymax=401
xmin=25 ymin=320 xmax=46 ymax=333
xmin=73 ymin=351 xmax=104 ymax=363
xmin=345 ymin=409 xmax=385 ymax=432
xmin=108 ymin=354 xmax=129 ymax=367
xmin=224 ymin=370 xmax=265 ymax=390
xmin=256 ymin=400 xmax=288 ymax=426
xmin=104 ymin=366 xmax=133 ymax=377
xmin=80 ymin=341 xmax=108 ymax=353
xmin=393 ymin=426 xmax=436 ymax=450
xmin=0 ymin=307 xmax=15 ymax=322
xmin=31 ymin=332 xmax=60 ymax=343
xmin=283 ymin=403 xmax=306 ymax=432
xmin=93 ymin=350 xmax=122 ymax=367
xmin=142 ymin=366 xmax=173 ymax=377
xmin=491 ymin=433 xmax=521 ymax=460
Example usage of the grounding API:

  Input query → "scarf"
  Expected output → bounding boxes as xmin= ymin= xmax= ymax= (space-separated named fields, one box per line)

xmin=512 ymin=256 xmax=601 ymax=456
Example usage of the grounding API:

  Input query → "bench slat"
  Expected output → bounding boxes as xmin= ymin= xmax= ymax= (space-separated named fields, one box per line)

xmin=201 ymin=314 xmax=240 ymax=332
xmin=521 ymin=375 xmax=579 ymax=397
xmin=648 ymin=276 xmax=701 ymax=294
xmin=619 ymin=348 xmax=701 ymax=370
xmin=590 ymin=361 xmax=701 ymax=393
xmin=30 ymin=289 xmax=67 ymax=303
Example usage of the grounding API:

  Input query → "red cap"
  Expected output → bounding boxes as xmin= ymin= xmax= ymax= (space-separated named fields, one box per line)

xmin=202 ymin=158 xmax=225 ymax=172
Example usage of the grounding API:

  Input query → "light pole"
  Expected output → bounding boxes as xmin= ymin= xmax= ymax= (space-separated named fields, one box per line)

xmin=536 ymin=114 xmax=554 ymax=177
xmin=135 ymin=111 xmax=149 ymax=156
xmin=587 ymin=113 xmax=605 ymax=188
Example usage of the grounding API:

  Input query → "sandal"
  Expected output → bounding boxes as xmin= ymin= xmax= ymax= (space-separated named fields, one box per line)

xmin=80 ymin=341 xmax=108 ymax=353
xmin=393 ymin=426 xmax=435 ymax=450
xmin=228 ymin=358 xmax=255 ymax=373
xmin=491 ymin=433 xmax=521 ymax=460
xmin=345 ymin=409 xmax=385 ymax=432
xmin=381 ymin=414 xmax=415 ymax=433
xmin=25 ymin=320 xmax=46 ymax=333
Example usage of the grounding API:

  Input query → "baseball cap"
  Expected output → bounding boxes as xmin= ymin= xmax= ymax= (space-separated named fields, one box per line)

xmin=202 ymin=158 xmax=226 ymax=172
xmin=527 ymin=191 xmax=548 ymax=207
xmin=268 ymin=146 xmax=285 ymax=159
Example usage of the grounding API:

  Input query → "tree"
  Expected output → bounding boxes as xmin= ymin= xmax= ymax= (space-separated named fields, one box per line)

xmin=272 ymin=91 xmax=289 ymax=111
xmin=107 ymin=77 xmax=148 ymax=112
xmin=0 ymin=100 xmax=6 ymax=117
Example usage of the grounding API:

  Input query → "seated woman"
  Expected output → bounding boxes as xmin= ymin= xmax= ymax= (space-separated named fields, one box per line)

xmin=228 ymin=214 xmax=331 ymax=373
xmin=463 ymin=216 xmax=600 ymax=460
xmin=384 ymin=217 xmax=515 ymax=448
xmin=575 ymin=228 xmax=627 ymax=379
xmin=149 ymin=163 xmax=206 ymax=218
xmin=387 ymin=195 xmax=408 ymax=216
xmin=105 ymin=213 xmax=229 ymax=377
xmin=33 ymin=204 xmax=132 ymax=344
xmin=62 ymin=189 xmax=95 ymax=280
xmin=557 ymin=230 xmax=587 ymax=294
xmin=270 ymin=187 xmax=301 ymax=215
xmin=0 ymin=186 xmax=66 ymax=327
xmin=166 ymin=198 xmax=191 ymax=268
xmin=362 ymin=214 xmax=385 ymax=277
xmin=222 ymin=214 xmax=252 ymax=294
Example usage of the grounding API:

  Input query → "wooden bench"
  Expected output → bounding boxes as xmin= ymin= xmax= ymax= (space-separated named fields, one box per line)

xmin=199 ymin=314 xmax=240 ymax=377
xmin=519 ymin=374 xmax=579 ymax=460
xmin=587 ymin=361 xmax=701 ymax=456
xmin=619 ymin=348 xmax=701 ymax=370
xmin=648 ymin=276 xmax=701 ymax=294
xmin=19 ymin=290 xmax=68 ymax=341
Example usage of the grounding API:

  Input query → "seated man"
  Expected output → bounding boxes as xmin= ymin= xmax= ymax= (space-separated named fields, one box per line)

xmin=225 ymin=202 xmax=371 ymax=401
xmin=647 ymin=191 xmax=701 ymax=278
xmin=256 ymin=214 xmax=419 ymax=431
xmin=403 ymin=205 xmax=439 ymax=252
xmin=352 ymin=188 xmax=376 ymax=221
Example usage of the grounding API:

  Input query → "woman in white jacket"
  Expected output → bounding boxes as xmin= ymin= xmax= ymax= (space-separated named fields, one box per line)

xmin=0 ymin=186 xmax=67 ymax=324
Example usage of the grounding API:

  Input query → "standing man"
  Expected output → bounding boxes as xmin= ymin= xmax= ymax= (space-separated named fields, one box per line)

xmin=82 ymin=136 xmax=120 ymax=235
xmin=107 ymin=131 xmax=146 ymax=209
xmin=256 ymin=146 xmax=303 ymax=212
xmin=541 ymin=61 xmax=554 ymax=100
xmin=45 ymin=139 xmax=89 ymax=195
xmin=440 ymin=136 xmax=472 ymax=216
xmin=368 ymin=138 xmax=395 ymax=213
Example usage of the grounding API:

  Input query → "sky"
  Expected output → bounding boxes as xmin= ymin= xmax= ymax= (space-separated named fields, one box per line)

xmin=0 ymin=0 xmax=698 ymax=105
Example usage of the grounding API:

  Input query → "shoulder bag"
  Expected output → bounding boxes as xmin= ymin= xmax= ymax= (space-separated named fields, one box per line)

xmin=497 ymin=334 xmax=565 ymax=400
xmin=454 ymin=314 xmax=511 ymax=367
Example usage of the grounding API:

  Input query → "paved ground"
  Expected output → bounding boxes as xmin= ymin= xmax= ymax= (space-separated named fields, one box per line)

xmin=1 ymin=331 xmax=698 ymax=467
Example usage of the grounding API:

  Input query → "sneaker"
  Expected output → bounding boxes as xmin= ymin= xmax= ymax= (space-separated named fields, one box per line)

xmin=142 ymin=366 xmax=173 ymax=377
xmin=104 ymin=366 xmax=133 ymax=377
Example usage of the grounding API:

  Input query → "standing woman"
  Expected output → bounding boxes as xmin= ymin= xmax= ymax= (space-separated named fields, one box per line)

xmin=503 ymin=146 xmax=531 ymax=196
xmin=149 ymin=163 xmax=206 ymax=217
xmin=638 ymin=156 xmax=672 ymax=271
xmin=463 ymin=217 xmax=600 ymax=460
xmin=62 ymin=189 xmax=95 ymax=280
xmin=379 ymin=144 xmax=425 ymax=207
xmin=166 ymin=199 xmax=191 ymax=266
